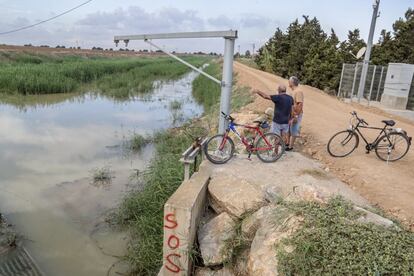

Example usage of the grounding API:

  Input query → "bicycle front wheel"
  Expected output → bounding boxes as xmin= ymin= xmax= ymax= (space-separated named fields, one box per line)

xmin=375 ymin=132 xmax=410 ymax=162
xmin=255 ymin=133 xmax=285 ymax=163
xmin=327 ymin=130 xmax=359 ymax=157
xmin=204 ymin=134 xmax=235 ymax=164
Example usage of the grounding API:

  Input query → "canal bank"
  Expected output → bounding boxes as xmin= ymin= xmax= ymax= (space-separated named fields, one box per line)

xmin=0 ymin=68 xmax=206 ymax=275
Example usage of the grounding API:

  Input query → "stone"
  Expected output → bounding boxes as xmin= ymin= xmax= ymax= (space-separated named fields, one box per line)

xmin=198 ymin=212 xmax=236 ymax=266
xmin=354 ymin=206 xmax=395 ymax=228
xmin=195 ymin=267 xmax=235 ymax=276
xmin=287 ymin=184 xmax=326 ymax=203
xmin=208 ymin=175 xmax=266 ymax=218
xmin=241 ymin=206 xmax=273 ymax=239
xmin=247 ymin=206 xmax=303 ymax=276
xmin=263 ymin=185 xmax=282 ymax=203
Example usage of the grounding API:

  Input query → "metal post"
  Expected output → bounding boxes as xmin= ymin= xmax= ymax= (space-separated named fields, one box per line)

xmin=351 ymin=63 xmax=359 ymax=99
xmin=376 ymin=66 xmax=385 ymax=101
xmin=357 ymin=0 xmax=381 ymax=102
xmin=337 ymin=63 xmax=345 ymax=97
xmin=219 ymin=38 xmax=235 ymax=133
xmin=368 ymin=65 xmax=377 ymax=105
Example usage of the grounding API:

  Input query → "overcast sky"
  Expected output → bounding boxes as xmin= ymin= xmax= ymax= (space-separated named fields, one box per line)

xmin=0 ymin=0 xmax=412 ymax=53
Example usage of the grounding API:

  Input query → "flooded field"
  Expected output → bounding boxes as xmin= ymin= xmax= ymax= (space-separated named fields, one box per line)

xmin=0 ymin=71 xmax=203 ymax=275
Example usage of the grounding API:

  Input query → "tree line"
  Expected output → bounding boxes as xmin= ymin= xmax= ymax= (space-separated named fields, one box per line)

xmin=254 ymin=8 xmax=414 ymax=93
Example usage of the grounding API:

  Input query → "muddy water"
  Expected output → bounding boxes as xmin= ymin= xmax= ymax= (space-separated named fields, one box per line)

xmin=0 ymin=71 xmax=203 ymax=275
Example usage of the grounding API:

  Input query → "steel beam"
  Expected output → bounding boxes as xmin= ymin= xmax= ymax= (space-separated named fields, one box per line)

xmin=115 ymin=30 xmax=237 ymax=42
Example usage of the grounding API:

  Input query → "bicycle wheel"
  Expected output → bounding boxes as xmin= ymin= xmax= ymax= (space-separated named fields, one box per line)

xmin=375 ymin=132 xmax=410 ymax=162
xmin=327 ymin=130 xmax=359 ymax=157
xmin=255 ymin=133 xmax=285 ymax=163
xmin=204 ymin=134 xmax=235 ymax=164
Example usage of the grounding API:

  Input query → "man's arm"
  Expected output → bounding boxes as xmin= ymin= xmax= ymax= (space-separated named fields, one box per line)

xmin=294 ymin=102 xmax=303 ymax=114
xmin=292 ymin=91 xmax=303 ymax=114
xmin=253 ymin=89 xmax=272 ymax=100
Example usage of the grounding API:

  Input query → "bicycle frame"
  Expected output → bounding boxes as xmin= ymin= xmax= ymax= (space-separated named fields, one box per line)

xmin=220 ymin=121 xmax=273 ymax=152
xmin=351 ymin=119 xmax=391 ymax=151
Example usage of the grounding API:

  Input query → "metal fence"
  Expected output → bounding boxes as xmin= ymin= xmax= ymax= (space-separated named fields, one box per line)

xmin=338 ymin=63 xmax=387 ymax=102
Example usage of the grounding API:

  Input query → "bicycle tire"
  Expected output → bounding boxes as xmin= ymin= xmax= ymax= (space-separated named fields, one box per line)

xmin=327 ymin=130 xmax=359 ymax=157
xmin=375 ymin=132 xmax=410 ymax=162
xmin=204 ymin=134 xmax=235 ymax=164
xmin=256 ymin=132 xmax=285 ymax=163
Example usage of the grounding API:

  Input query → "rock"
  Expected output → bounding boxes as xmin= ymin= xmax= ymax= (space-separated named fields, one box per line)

xmin=209 ymin=175 xmax=266 ymax=218
xmin=287 ymin=184 xmax=326 ymax=203
xmin=195 ymin=267 xmax=235 ymax=276
xmin=354 ymin=206 xmax=395 ymax=228
xmin=248 ymin=206 xmax=303 ymax=276
xmin=198 ymin=212 xmax=236 ymax=266
xmin=241 ymin=206 xmax=273 ymax=239
xmin=263 ymin=185 xmax=282 ymax=203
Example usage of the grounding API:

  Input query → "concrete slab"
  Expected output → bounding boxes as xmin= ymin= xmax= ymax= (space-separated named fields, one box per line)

xmin=209 ymin=153 xmax=369 ymax=208
xmin=161 ymin=162 xmax=212 ymax=276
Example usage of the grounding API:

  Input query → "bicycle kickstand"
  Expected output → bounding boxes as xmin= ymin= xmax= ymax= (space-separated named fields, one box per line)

xmin=247 ymin=151 xmax=252 ymax=161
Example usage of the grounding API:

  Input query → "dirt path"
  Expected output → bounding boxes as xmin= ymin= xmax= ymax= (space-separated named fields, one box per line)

xmin=234 ymin=61 xmax=414 ymax=228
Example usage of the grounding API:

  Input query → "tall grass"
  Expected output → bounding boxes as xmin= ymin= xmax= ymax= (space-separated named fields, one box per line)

xmin=0 ymin=54 xmax=209 ymax=96
xmin=192 ymin=63 xmax=221 ymax=112
xmin=117 ymin=130 xmax=195 ymax=275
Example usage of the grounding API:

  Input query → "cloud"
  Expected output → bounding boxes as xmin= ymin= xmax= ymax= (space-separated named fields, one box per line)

xmin=208 ymin=15 xmax=238 ymax=28
xmin=240 ymin=14 xmax=272 ymax=28
xmin=0 ymin=5 xmax=275 ymax=52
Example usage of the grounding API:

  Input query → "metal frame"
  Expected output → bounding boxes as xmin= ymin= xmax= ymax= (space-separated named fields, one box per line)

xmin=113 ymin=30 xmax=238 ymax=133
xmin=367 ymin=65 xmax=377 ymax=105
xmin=337 ymin=64 xmax=345 ymax=97
xmin=180 ymin=138 xmax=209 ymax=180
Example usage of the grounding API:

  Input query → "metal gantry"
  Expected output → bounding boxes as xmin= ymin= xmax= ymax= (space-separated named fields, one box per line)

xmin=113 ymin=30 xmax=238 ymax=133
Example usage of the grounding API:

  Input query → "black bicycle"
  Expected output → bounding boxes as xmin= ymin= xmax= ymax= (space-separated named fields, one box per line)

xmin=327 ymin=111 xmax=412 ymax=162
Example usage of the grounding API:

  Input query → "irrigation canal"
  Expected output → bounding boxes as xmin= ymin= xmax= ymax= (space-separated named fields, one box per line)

xmin=0 ymin=71 xmax=203 ymax=276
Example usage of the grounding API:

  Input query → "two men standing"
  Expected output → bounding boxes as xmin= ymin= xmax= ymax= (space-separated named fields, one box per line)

xmin=254 ymin=76 xmax=304 ymax=151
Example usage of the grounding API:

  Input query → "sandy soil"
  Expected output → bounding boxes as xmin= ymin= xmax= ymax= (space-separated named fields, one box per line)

xmin=234 ymin=61 xmax=414 ymax=229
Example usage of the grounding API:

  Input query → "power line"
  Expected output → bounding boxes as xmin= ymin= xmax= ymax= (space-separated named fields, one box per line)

xmin=0 ymin=0 xmax=93 ymax=36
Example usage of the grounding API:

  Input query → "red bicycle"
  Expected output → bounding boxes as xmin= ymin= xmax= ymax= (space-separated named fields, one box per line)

xmin=204 ymin=112 xmax=285 ymax=164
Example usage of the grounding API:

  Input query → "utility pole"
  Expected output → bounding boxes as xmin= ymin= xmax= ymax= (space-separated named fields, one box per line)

xmin=252 ymin=43 xmax=255 ymax=57
xmin=238 ymin=45 xmax=240 ymax=55
xmin=357 ymin=0 xmax=380 ymax=102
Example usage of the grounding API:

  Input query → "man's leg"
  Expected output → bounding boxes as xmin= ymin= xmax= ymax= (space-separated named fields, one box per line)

xmin=289 ymin=114 xmax=302 ymax=149
xmin=271 ymin=122 xmax=281 ymax=136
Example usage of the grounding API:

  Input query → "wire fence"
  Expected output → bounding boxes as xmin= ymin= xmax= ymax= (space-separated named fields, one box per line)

xmin=338 ymin=63 xmax=388 ymax=102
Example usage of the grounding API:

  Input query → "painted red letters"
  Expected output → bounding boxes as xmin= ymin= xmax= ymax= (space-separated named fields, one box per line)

xmin=164 ymin=213 xmax=181 ymax=273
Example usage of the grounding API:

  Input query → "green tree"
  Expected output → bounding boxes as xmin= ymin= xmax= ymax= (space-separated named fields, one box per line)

xmin=339 ymin=29 xmax=366 ymax=63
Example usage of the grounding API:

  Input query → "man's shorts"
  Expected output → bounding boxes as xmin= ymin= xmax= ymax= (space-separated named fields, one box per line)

xmin=271 ymin=122 xmax=289 ymax=135
xmin=290 ymin=113 xmax=303 ymax=137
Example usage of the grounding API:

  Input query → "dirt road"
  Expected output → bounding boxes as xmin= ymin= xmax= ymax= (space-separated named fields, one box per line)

xmin=234 ymin=61 xmax=414 ymax=228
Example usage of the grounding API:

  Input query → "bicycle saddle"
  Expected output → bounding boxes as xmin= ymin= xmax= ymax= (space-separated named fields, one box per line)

xmin=382 ymin=120 xmax=395 ymax=126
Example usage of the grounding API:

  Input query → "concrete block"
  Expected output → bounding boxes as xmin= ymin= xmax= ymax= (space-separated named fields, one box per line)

xmin=161 ymin=161 xmax=211 ymax=276
xmin=381 ymin=93 xmax=409 ymax=110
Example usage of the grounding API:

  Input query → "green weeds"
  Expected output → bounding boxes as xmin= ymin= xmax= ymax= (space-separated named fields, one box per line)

xmin=276 ymin=197 xmax=414 ymax=275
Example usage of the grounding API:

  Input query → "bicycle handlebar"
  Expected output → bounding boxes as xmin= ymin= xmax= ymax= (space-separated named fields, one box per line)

xmin=221 ymin=112 xmax=235 ymax=122
xmin=351 ymin=111 xmax=369 ymax=126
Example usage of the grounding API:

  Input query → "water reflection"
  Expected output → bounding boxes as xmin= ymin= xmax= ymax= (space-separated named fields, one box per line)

xmin=0 ymin=71 xmax=202 ymax=276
